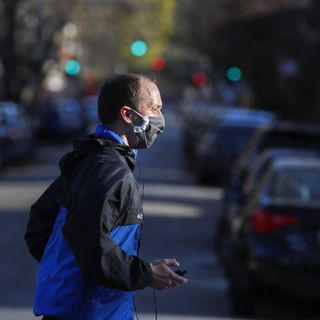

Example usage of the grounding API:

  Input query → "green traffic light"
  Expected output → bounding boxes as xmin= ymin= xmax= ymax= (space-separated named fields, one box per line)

xmin=227 ymin=67 xmax=242 ymax=82
xmin=65 ymin=60 xmax=81 ymax=75
xmin=131 ymin=40 xmax=148 ymax=57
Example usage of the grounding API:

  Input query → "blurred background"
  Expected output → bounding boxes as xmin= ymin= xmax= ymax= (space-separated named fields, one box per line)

xmin=1 ymin=0 xmax=320 ymax=319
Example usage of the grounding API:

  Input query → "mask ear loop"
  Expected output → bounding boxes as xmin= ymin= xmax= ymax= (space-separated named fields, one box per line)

xmin=130 ymin=108 xmax=150 ymax=133
xmin=132 ymin=117 xmax=149 ymax=133
xmin=135 ymin=134 xmax=144 ymax=205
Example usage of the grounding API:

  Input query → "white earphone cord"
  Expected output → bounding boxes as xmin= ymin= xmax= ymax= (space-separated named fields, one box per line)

xmin=134 ymin=134 xmax=158 ymax=320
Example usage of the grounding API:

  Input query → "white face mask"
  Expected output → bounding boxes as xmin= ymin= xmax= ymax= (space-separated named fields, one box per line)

xmin=129 ymin=109 xmax=165 ymax=149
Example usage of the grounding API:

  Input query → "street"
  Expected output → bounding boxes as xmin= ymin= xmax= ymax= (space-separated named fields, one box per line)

xmin=0 ymin=105 xmax=319 ymax=320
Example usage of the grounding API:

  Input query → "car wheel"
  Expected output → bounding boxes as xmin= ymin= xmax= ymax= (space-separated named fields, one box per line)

xmin=229 ymin=276 xmax=256 ymax=315
xmin=228 ymin=249 xmax=259 ymax=315
xmin=229 ymin=269 xmax=260 ymax=315
xmin=213 ymin=214 xmax=231 ymax=264
xmin=0 ymin=146 xmax=3 ymax=170
xmin=197 ymin=171 xmax=211 ymax=185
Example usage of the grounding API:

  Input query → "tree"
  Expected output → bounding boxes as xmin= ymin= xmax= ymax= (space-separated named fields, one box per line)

xmin=70 ymin=0 xmax=176 ymax=78
xmin=174 ymin=0 xmax=320 ymax=121
xmin=0 ymin=0 xmax=75 ymax=101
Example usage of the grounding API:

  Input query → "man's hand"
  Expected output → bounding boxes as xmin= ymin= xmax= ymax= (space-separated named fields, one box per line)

xmin=149 ymin=259 xmax=188 ymax=290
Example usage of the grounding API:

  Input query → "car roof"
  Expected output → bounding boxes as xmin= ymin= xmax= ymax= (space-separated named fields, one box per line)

xmin=255 ymin=121 xmax=320 ymax=141
xmin=272 ymin=156 xmax=320 ymax=170
xmin=218 ymin=121 xmax=270 ymax=129
xmin=234 ymin=121 xmax=320 ymax=173
xmin=0 ymin=101 xmax=19 ymax=109
xmin=258 ymin=147 xmax=320 ymax=159
xmin=242 ymin=149 xmax=320 ymax=192
xmin=221 ymin=108 xmax=277 ymax=123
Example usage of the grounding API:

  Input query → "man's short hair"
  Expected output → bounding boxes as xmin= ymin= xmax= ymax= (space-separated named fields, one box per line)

xmin=98 ymin=73 xmax=155 ymax=124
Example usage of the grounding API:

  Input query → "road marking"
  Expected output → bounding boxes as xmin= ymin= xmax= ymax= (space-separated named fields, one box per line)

xmin=143 ymin=183 xmax=223 ymax=201
xmin=143 ymin=201 xmax=202 ymax=218
xmin=0 ymin=308 xmax=35 ymax=320
xmin=0 ymin=182 xmax=51 ymax=212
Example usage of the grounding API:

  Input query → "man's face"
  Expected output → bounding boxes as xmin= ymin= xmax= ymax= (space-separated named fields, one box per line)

xmin=137 ymin=79 xmax=163 ymax=117
xmin=124 ymin=79 xmax=164 ymax=149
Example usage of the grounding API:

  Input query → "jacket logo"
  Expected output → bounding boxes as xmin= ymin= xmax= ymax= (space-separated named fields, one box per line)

xmin=137 ymin=213 xmax=143 ymax=220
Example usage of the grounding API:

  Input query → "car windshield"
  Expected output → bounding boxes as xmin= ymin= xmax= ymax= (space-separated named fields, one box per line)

xmin=269 ymin=167 xmax=320 ymax=205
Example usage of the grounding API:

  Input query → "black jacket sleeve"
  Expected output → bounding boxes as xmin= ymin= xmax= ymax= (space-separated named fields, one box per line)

xmin=62 ymin=171 xmax=152 ymax=291
xmin=24 ymin=175 xmax=64 ymax=261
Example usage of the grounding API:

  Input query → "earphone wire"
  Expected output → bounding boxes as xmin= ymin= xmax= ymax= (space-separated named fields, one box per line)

xmin=134 ymin=134 xmax=143 ymax=320
xmin=153 ymin=289 xmax=158 ymax=320
xmin=133 ymin=295 xmax=140 ymax=320
xmin=132 ymin=133 xmax=142 ymax=320
xmin=135 ymin=132 xmax=144 ymax=206
xmin=135 ymin=134 xmax=158 ymax=320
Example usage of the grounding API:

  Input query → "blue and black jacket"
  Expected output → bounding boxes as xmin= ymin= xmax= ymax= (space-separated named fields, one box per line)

xmin=25 ymin=134 xmax=152 ymax=319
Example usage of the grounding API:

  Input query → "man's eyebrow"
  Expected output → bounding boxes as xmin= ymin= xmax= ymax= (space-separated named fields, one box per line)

xmin=152 ymin=104 xmax=162 ymax=111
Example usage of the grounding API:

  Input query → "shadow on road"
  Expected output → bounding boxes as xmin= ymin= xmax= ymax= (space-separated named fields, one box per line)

xmin=0 ymin=108 xmax=320 ymax=319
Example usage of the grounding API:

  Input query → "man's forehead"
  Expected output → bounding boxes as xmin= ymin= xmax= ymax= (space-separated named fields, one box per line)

xmin=150 ymin=89 xmax=160 ymax=101
xmin=140 ymin=79 xmax=161 ymax=102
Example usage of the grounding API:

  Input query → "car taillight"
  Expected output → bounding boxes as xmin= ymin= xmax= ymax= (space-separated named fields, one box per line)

xmin=251 ymin=209 xmax=300 ymax=233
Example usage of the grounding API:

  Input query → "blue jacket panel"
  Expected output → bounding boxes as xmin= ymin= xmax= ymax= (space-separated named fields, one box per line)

xmin=34 ymin=206 xmax=141 ymax=320
xmin=34 ymin=207 xmax=86 ymax=319
xmin=80 ymin=224 xmax=141 ymax=320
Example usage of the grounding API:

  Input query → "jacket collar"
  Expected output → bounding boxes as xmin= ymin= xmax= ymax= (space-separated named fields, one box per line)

xmin=94 ymin=124 xmax=137 ymax=159
xmin=98 ymin=138 xmax=136 ymax=170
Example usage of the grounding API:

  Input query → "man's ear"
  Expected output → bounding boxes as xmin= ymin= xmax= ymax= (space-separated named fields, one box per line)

xmin=119 ymin=106 xmax=133 ymax=124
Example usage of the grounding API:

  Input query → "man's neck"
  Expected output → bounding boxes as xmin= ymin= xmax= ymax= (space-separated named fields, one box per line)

xmin=104 ymin=123 xmax=129 ymax=147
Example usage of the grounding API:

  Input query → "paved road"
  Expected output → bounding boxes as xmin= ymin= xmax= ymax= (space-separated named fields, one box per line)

xmin=0 ymin=105 xmax=319 ymax=320
xmin=0 ymin=105 xmax=232 ymax=320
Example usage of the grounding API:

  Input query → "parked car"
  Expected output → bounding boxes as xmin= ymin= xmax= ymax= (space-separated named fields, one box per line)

xmin=219 ymin=155 xmax=320 ymax=313
xmin=180 ymin=100 xmax=226 ymax=167
xmin=38 ymin=98 xmax=86 ymax=138
xmin=82 ymin=95 xmax=99 ymax=134
xmin=227 ymin=122 xmax=320 ymax=212
xmin=233 ymin=122 xmax=320 ymax=185
xmin=192 ymin=109 xmax=277 ymax=184
xmin=216 ymin=148 xmax=320 ymax=263
xmin=0 ymin=110 xmax=5 ymax=168
xmin=0 ymin=101 xmax=35 ymax=165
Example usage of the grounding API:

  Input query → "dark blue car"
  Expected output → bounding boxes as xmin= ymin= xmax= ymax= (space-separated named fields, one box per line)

xmin=193 ymin=109 xmax=277 ymax=184
xmin=220 ymin=155 xmax=320 ymax=313
xmin=39 ymin=98 xmax=86 ymax=138
xmin=0 ymin=101 xmax=35 ymax=166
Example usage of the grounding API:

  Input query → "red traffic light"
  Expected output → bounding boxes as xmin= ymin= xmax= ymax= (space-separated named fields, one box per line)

xmin=150 ymin=56 xmax=166 ymax=72
xmin=192 ymin=72 xmax=208 ymax=88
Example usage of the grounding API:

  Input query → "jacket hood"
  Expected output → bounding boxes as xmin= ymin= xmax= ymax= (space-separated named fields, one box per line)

xmin=59 ymin=136 xmax=135 ymax=177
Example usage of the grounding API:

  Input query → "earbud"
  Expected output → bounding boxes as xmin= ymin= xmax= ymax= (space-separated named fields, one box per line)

xmin=125 ymin=110 xmax=132 ymax=119
xmin=119 ymin=106 xmax=134 ymax=124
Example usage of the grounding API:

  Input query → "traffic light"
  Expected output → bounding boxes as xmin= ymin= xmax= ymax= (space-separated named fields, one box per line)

xmin=192 ymin=72 xmax=208 ymax=88
xmin=131 ymin=40 xmax=148 ymax=57
xmin=150 ymin=56 xmax=165 ymax=72
xmin=64 ymin=60 xmax=81 ymax=75
xmin=226 ymin=66 xmax=242 ymax=82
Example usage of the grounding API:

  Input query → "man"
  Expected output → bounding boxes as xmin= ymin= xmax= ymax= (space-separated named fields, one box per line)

xmin=25 ymin=74 xmax=188 ymax=320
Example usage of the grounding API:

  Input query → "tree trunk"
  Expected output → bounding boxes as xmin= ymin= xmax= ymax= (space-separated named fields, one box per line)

xmin=2 ymin=0 xmax=20 ymax=101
